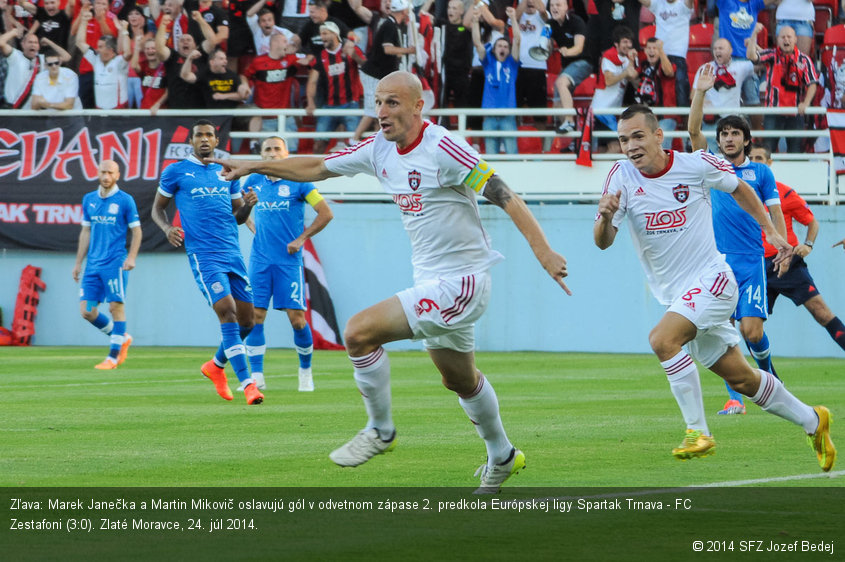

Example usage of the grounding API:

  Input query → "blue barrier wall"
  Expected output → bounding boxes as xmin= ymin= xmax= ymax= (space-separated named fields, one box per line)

xmin=1 ymin=202 xmax=844 ymax=357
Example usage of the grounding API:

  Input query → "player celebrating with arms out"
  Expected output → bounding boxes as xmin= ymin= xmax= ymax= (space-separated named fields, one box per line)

xmin=241 ymin=136 xmax=334 ymax=392
xmin=211 ymin=71 xmax=570 ymax=493
xmin=594 ymin=105 xmax=835 ymax=471
xmin=151 ymin=120 xmax=263 ymax=405
xmin=73 ymin=160 xmax=142 ymax=370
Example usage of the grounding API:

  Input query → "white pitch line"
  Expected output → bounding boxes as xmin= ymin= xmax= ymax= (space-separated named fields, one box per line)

xmin=0 ymin=374 xmax=300 ymax=389
xmin=695 ymin=470 xmax=844 ymax=487
xmin=541 ymin=471 xmax=844 ymax=503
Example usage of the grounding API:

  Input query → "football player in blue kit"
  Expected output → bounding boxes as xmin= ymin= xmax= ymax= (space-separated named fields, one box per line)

xmin=151 ymin=119 xmax=263 ymax=405
xmin=689 ymin=64 xmax=789 ymax=415
xmin=240 ymin=136 xmax=334 ymax=392
xmin=73 ymin=159 xmax=142 ymax=370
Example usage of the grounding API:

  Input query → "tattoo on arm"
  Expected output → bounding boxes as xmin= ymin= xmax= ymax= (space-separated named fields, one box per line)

xmin=482 ymin=176 xmax=514 ymax=209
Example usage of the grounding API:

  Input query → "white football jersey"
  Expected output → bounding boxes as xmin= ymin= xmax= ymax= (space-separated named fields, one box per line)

xmin=602 ymin=150 xmax=739 ymax=305
xmin=324 ymin=122 xmax=504 ymax=282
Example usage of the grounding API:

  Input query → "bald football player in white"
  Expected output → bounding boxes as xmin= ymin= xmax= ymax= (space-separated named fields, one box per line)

xmin=211 ymin=70 xmax=570 ymax=493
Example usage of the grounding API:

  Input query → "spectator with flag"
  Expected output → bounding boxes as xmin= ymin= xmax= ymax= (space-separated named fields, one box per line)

xmin=746 ymin=22 xmax=818 ymax=153
xmin=241 ymin=136 xmax=334 ymax=392
xmin=691 ymin=38 xmax=756 ymax=153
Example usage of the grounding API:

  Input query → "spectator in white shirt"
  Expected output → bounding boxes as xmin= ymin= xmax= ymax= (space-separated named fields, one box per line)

xmin=691 ymin=37 xmax=755 ymax=151
xmin=246 ymin=4 xmax=297 ymax=56
xmin=75 ymin=13 xmax=132 ymax=109
xmin=591 ymin=25 xmax=638 ymax=152
xmin=31 ymin=51 xmax=81 ymax=110
xmin=0 ymin=27 xmax=70 ymax=108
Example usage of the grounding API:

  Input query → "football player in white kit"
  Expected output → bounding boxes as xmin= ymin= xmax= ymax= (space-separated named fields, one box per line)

xmin=211 ymin=71 xmax=571 ymax=492
xmin=594 ymin=105 xmax=835 ymax=472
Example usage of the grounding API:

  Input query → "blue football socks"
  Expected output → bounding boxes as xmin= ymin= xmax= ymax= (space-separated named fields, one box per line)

xmin=293 ymin=324 xmax=313 ymax=369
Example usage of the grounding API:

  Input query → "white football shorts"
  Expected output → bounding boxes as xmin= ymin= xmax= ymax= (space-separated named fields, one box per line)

xmin=396 ymin=271 xmax=491 ymax=353
xmin=668 ymin=265 xmax=741 ymax=368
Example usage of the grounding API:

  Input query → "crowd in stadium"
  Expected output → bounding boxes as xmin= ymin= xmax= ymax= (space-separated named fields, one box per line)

xmin=1 ymin=0 xmax=844 ymax=154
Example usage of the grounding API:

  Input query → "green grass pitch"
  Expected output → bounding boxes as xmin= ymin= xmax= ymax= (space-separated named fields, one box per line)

xmin=1 ymin=346 xmax=842 ymax=488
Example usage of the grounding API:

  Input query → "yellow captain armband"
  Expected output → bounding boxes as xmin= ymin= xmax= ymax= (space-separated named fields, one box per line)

xmin=305 ymin=189 xmax=325 ymax=207
xmin=463 ymin=159 xmax=495 ymax=193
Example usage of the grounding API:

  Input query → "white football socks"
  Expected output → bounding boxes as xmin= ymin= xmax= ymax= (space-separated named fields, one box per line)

xmin=350 ymin=347 xmax=394 ymax=440
xmin=458 ymin=374 xmax=513 ymax=465
xmin=751 ymin=369 xmax=818 ymax=433
xmin=662 ymin=351 xmax=709 ymax=434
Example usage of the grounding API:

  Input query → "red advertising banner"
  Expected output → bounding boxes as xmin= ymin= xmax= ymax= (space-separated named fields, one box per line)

xmin=0 ymin=115 xmax=232 ymax=251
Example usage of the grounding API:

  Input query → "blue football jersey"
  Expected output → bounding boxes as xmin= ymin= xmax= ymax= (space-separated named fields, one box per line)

xmin=711 ymin=159 xmax=780 ymax=256
xmin=81 ymin=187 xmax=140 ymax=268
xmin=158 ymin=155 xmax=243 ymax=255
xmin=243 ymin=173 xmax=316 ymax=267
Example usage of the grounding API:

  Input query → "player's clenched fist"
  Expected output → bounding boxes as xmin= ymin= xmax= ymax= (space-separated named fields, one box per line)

xmin=242 ymin=186 xmax=258 ymax=207
xmin=166 ymin=225 xmax=184 ymax=247
xmin=597 ymin=190 xmax=621 ymax=220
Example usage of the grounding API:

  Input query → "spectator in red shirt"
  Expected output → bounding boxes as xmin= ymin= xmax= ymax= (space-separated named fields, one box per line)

xmin=306 ymin=20 xmax=365 ymax=153
xmin=245 ymin=32 xmax=308 ymax=151
xmin=751 ymin=143 xmax=845 ymax=353
xmin=747 ymin=23 xmax=818 ymax=153
xmin=131 ymin=36 xmax=168 ymax=113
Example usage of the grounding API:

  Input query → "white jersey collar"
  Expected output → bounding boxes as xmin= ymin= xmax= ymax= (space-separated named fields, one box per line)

xmin=98 ymin=185 xmax=120 ymax=199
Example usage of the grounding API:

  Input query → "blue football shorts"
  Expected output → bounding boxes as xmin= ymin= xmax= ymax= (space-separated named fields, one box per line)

xmin=249 ymin=261 xmax=306 ymax=311
xmin=188 ymin=252 xmax=253 ymax=306
xmin=726 ymin=253 xmax=768 ymax=321
xmin=79 ymin=263 xmax=128 ymax=304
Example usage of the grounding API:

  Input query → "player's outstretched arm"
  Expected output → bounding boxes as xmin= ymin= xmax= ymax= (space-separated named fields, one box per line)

xmin=594 ymin=190 xmax=620 ymax=250
xmin=483 ymin=175 xmax=571 ymax=294
xmin=834 ymin=238 xmax=845 ymax=251
xmin=208 ymin=156 xmax=340 ymax=183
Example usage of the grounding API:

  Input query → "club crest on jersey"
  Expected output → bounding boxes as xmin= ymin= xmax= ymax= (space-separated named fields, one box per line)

xmin=741 ymin=169 xmax=756 ymax=182
xmin=408 ymin=169 xmax=421 ymax=191
xmin=277 ymin=185 xmax=290 ymax=197
xmin=108 ymin=203 xmax=119 ymax=214
xmin=672 ymin=184 xmax=689 ymax=203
